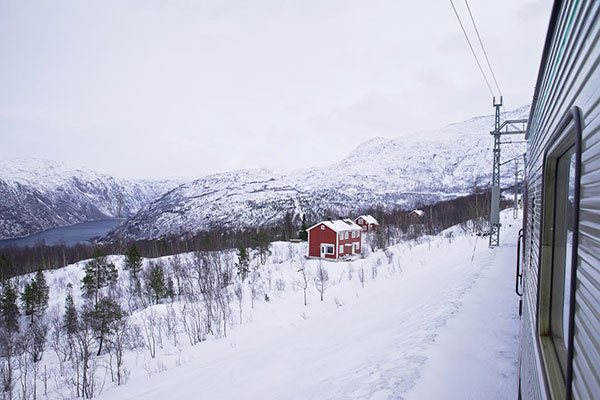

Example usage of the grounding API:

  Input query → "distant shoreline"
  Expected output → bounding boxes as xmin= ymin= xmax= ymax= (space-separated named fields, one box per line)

xmin=0 ymin=218 xmax=125 ymax=249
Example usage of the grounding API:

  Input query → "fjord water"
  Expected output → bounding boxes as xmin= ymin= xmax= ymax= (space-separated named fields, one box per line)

xmin=0 ymin=219 xmax=124 ymax=248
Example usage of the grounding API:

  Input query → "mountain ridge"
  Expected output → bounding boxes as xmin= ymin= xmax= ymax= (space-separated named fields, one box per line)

xmin=0 ymin=158 xmax=181 ymax=240
xmin=1 ymin=105 xmax=529 ymax=241
xmin=106 ymin=105 xmax=529 ymax=240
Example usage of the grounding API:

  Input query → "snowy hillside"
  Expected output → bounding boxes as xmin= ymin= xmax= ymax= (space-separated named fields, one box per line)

xmin=0 ymin=158 xmax=180 ymax=240
xmin=4 ymin=210 xmax=522 ymax=400
xmin=110 ymin=106 xmax=528 ymax=240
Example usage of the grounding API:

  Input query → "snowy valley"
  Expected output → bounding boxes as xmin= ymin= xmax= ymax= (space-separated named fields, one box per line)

xmin=1 ymin=210 xmax=522 ymax=400
xmin=108 ymin=105 xmax=527 ymax=241
xmin=3 ymin=1 xmax=586 ymax=398
xmin=0 ymin=159 xmax=179 ymax=240
xmin=0 ymin=106 xmax=527 ymax=242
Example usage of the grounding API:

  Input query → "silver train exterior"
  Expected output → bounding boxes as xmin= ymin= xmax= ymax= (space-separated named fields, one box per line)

xmin=518 ymin=0 xmax=600 ymax=399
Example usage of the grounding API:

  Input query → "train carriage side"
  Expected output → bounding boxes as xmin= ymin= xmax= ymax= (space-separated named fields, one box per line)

xmin=520 ymin=0 xmax=600 ymax=399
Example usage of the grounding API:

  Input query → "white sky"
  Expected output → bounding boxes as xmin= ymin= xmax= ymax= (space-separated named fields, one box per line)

xmin=0 ymin=0 xmax=552 ymax=180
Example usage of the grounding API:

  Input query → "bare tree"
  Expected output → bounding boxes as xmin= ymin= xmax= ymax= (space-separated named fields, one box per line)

xmin=27 ymin=318 xmax=48 ymax=400
xmin=17 ymin=346 xmax=31 ymax=400
xmin=164 ymin=303 xmax=179 ymax=347
xmin=0 ymin=328 xmax=19 ymax=400
xmin=141 ymin=309 xmax=158 ymax=359
xmin=48 ymin=309 xmax=70 ymax=374
xmin=371 ymin=259 xmax=380 ymax=280
xmin=234 ymin=284 xmax=243 ymax=325
xmin=169 ymin=254 xmax=184 ymax=296
xmin=74 ymin=303 xmax=98 ymax=399
xmin=107 ymin=314 xmax=131 ymax=386
xmin=358 ymin=267 xmax=365 ymax=288
xmin=313 ymin=262 xmax=329 ymax=302
xmin=297 ymin=258 xmax=309 ymax=306
xmin=179 ymin=302 xmax=204 ymax=346
xmin=248 ymin=272 xmax=261 ymax=309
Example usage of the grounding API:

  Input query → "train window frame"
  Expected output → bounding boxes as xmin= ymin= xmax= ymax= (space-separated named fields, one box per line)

xmin=537 ymin=107 xmax=582 ymax=400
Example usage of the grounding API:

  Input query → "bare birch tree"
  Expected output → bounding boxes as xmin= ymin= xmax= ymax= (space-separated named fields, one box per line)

xmin=313 ymin=262 xmax=329 ymax=302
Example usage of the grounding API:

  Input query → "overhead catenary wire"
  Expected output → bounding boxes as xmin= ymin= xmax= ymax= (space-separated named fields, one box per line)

xmin=463 ymin=0 xmax=503 ymax=98
xmin=500 ymin=153 xmax=526 ymax=167
xmin=449 ymin=0 xmax=495 ymax=98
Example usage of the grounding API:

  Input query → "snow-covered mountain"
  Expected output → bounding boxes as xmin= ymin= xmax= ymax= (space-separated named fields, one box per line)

xmin=109 ymin=106 xmax=529 ymax=240
xmin=0 ymin=158 xmax=180 ymax=240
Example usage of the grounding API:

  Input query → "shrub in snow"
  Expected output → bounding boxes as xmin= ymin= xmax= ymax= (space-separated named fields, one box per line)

xmin=275 ymin=279 xmax=286 ymax=292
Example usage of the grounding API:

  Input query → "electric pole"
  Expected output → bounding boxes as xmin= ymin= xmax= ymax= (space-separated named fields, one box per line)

xmin=513 ymin=160 xmax=520 ymax=220
xmin=488 ymin=97 xmax=527 ymax=247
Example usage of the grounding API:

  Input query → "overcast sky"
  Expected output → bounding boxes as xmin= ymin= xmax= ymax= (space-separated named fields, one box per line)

xmin=0 ymin=0 xmax=552 ymax=180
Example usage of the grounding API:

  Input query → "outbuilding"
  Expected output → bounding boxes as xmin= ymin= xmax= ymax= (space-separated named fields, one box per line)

xmin=354 ymin=215 xmax=379 ymax=232
xmin=407 ymin=209 xmax=425 ymax=223
xmin=307 ymin=219 xmax=363 ymax=259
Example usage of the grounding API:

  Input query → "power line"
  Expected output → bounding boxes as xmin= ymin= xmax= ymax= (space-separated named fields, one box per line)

xmin=464 ymin=0 xmax=503 ymax=97
xmin=449 ymin=0 xmax=495 ymax=97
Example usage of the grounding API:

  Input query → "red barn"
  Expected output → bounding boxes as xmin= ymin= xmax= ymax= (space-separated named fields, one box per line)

xmin=354 ymin=215 xmax=379 ymax=232
xmin=307 ymin=219 xmax=363 ymax=259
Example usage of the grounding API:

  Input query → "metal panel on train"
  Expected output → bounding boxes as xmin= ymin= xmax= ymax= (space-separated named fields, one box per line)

xmin=521 ymin=0 xmax=600 ymax=399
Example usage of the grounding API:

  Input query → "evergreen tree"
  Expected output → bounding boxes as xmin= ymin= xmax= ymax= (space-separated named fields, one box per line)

xmin=124 ymin=244 xmax=143 ymax=282
xmin=88 ymin=297 xmax=124 ymax=356
xmin=34 ymin=268 xmax=49 ymax=312
xmin=166 ymin=276 xmax=175 ymax=299
xmin=146 ymin=264 xmax=166 ymax=304
xmin=299 ymin=214 xmax=308 ymax=241
xmin=21 ymin=281 xmax=37 ymax=317
xmin=63 ymin=284 xmax=78 ymax=335
xmin=0 ymin=282 xmax=19 ymax=332
xmin=251 ymin=231 xmax=271 ymax=265
xmin=81 ymin=251 xmax=118 ymax=306
xmin=236 ymin=245 xmax=250 ymax=280
xmin=20 ymin=269 xmax=49 ymax=322
xmin=283 ymin=211 xmax=294 ymax=240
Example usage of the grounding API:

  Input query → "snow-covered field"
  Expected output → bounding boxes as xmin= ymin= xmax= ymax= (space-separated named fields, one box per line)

xmin=10 ymin=210 xmax=522 ymax=400
xmin=96 ymin=211 xmax=519 ymax=399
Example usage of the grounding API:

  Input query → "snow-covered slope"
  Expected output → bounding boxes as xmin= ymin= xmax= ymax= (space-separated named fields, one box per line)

xmin=110 ymin=106 xmax=528 ymax=240
xmin=0 ymin=158 xmax=180 ymax=240
xmin=17 ymin=209 xmax=520 ymax=400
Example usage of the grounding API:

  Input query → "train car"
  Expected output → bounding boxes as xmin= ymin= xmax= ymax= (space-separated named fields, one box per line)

xmin=518 ymin=0 xmax=600 ymax=399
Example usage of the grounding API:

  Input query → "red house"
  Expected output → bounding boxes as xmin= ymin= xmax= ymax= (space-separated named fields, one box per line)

xmin=307 ymin=219 xmax=363 ymax=259
xmin=354 ymin=215 xmax=379 ymax=232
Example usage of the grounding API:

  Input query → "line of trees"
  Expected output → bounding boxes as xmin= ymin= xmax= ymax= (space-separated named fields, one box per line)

xmin=0 ymin=188 xmax=510 ymax=280
xmin=0 ymin=267 xmax=50 ymax=400
xmin=0 ymin=226 xmax=285 ymax=280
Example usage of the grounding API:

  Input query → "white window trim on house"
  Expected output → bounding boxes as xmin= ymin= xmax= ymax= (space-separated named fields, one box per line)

xmin=339 ymin=245 xmax=343 ymax=254
xmin=321 ymin=225 xmax=325 ymax=230
xmin=345 ymin=232 xmax=349 ymax=239
xmin=339 ymin=233 xmax=343 ymax=240
xmin=321 ymin=244 xmax=334 ymax=255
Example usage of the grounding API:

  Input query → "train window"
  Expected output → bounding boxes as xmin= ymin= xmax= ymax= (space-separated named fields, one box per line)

xmin=549 ymin=146 xmax=575 ymax=369
xmin=538 ymin=109 xmax=581 ymax=399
